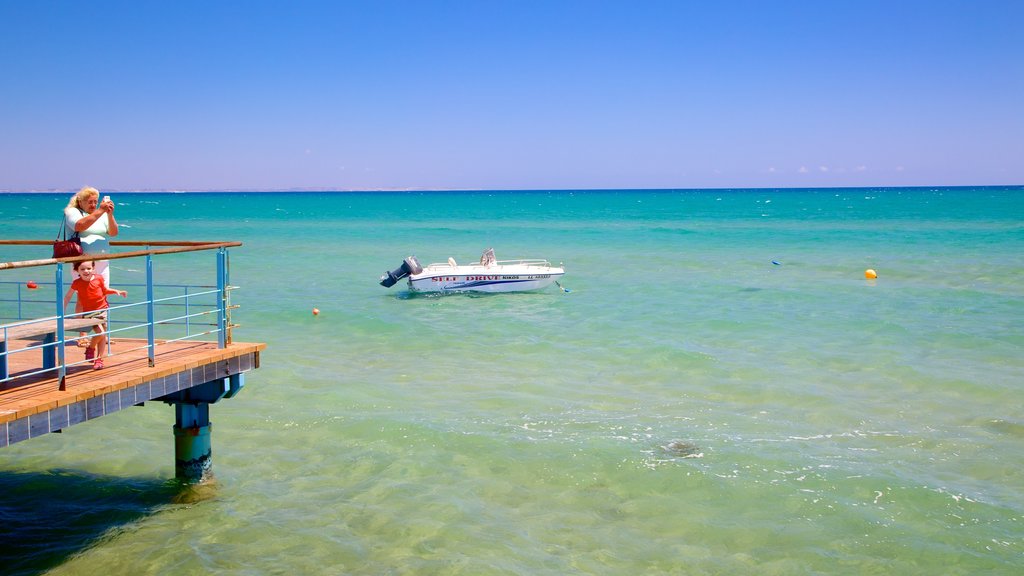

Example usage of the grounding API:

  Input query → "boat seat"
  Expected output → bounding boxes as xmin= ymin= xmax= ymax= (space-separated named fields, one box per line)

xmin=448 ymin=257 xmax=457 ymax=267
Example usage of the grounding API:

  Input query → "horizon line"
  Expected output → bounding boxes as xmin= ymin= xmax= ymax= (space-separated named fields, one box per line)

xmin=2 ymin=183 xmax=1022 ymax=194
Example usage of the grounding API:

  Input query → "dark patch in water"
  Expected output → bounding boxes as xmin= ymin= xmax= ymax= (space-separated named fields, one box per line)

xmin=649 ymin=227 xmax=696 ymax=235
xmin=983 ymin=419 xmax=1024 ymax=437
xmin=0 ymin=469 xmax=185 ymax=575
xmin=662 ymin=440 xmax=701 ymax=457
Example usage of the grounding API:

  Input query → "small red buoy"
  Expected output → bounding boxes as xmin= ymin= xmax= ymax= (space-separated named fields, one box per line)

xmin=26 ymin=281 xmax=38 ymax=290
xmin=312 ymin=308 xmax=320 ymax=316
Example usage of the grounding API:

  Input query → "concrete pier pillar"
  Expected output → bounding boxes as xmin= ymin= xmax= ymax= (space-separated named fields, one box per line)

xmin=163 ymin=375 xmax=246 ymax=483
xmin=173 ymin=402 xmax=212 ymax=482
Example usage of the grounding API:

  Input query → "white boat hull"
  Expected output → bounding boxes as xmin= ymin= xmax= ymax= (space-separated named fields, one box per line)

xmin=410 ymin=261 xmax=563 ymax=293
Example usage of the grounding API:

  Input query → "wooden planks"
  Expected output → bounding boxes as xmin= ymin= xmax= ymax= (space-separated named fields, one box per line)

xmin=0 ymin=338 xmax=265 ymax=425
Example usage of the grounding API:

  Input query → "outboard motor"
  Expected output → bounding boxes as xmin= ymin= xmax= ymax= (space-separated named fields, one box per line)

xmin=379 ymin=256 xmax=423 ymax=288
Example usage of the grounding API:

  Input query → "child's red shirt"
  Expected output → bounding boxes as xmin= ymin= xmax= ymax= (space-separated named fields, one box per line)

xmin=70 ymin=276 xmax=109 ymax=311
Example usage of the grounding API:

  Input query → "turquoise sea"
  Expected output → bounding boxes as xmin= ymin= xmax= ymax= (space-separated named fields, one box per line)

xmin=1 ymin=187 xmax=1022 ymax=575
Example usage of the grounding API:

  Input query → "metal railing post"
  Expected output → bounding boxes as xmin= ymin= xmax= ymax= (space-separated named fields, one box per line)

xmin=184 ymin=285 xmax=191 ymax=337
xmin=217 ymin=248 xmax=226 ymax=348
xmin=146 ymin=254 xmax=155 ymax=367
xmin=56 ymin=263 xmax=67 ymax=390
xmin=224 ymin=248 xmax=232 ymax=345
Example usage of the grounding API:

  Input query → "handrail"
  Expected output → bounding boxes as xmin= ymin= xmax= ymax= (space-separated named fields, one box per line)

xmin=0 ymin=240 xmax=237 ymax=246
xmin=0 ymin=240 xmax=240 ymax=388
xmin=426 ymin=258 xmax=555 ymax=267
xmin=0 ymin=240 xmax=241 ymax=271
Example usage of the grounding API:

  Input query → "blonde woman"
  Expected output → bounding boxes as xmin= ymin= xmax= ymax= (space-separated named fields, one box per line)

xmin=64 ymin=186 xmax=120 ymax=342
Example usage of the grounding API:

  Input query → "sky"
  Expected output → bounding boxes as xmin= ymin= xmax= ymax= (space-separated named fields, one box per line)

xmin=1 ymin=0 xmax=1021 ymax=191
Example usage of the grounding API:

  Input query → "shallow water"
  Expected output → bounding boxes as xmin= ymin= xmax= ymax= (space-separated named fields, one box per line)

xmin=2 ymin=188 xmax=1022 ymax=574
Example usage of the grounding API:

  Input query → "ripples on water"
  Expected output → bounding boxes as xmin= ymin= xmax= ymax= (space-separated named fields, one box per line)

xmin=1 ymin=188 xmax=1022 ymax=574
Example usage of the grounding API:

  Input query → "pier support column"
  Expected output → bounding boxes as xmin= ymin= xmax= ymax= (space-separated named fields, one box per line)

xmin=162 ymin=374 xmax=245 ymax=483
xmin=173 ymin=402 xmax=213 ymax=482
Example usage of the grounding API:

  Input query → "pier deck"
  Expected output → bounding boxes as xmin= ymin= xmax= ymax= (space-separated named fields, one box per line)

xmin=1 ymin=337 xmax=265 ymax=447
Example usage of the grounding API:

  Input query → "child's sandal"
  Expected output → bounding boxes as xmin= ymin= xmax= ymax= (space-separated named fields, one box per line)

xmin=93 ymin=358 xmax=104 ymax=370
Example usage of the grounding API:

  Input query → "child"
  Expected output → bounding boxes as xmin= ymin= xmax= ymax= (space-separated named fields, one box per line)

xmin=63 ymin=260 xmax=127 ymax=370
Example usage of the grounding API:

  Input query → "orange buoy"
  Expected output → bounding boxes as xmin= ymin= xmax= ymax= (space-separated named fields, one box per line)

xmin=864 ymin=269 xmax=877 ymax=279
xmin=312 ymin=308 xmax=320 ymax=316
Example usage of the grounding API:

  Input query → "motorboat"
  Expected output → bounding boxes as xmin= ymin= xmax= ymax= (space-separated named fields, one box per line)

xmin=380 ymin=249 xmax=565 ymax=293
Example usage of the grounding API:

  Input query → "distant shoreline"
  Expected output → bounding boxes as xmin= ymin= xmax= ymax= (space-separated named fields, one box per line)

xmin=1 ymin=185 xmax=1021 ymax=195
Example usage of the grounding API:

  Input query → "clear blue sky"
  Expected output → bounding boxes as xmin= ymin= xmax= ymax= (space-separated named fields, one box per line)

xmin=2 ymin=0 xmax=1021 ymax=191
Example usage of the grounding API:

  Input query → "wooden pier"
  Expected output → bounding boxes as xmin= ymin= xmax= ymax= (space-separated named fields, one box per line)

xmin=1 ymin=239 xmax=266 ymax=482
xmin=1 ymin=337 xmax=264 ymax=447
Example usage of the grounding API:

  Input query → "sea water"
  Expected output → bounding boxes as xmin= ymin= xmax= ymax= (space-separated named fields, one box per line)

xmin=1 ymin=188 xmax=1022 ymax=574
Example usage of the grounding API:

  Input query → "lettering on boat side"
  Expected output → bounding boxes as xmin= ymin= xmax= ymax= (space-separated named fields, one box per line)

xmin=430 ymin=275 xmax=523 ymax=282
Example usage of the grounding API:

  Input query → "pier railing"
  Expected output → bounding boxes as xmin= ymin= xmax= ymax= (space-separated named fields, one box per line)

xmin=0 ymin=241 xmax=240 ymax=390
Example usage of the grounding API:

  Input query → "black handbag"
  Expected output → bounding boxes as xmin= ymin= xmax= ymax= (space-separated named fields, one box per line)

xmin=53 ymin=219 xmax=83 ymax=259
